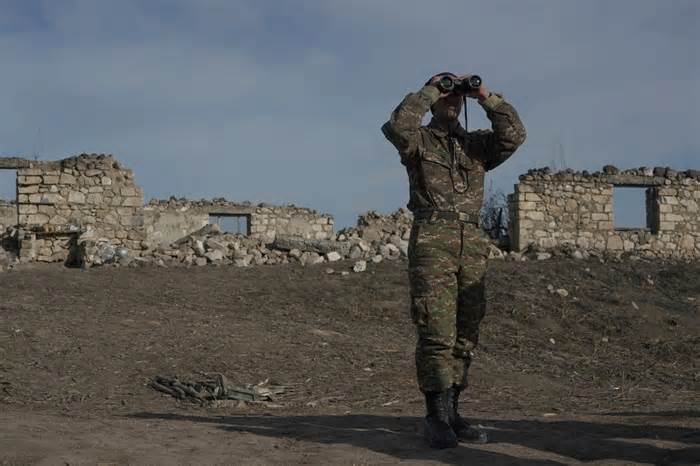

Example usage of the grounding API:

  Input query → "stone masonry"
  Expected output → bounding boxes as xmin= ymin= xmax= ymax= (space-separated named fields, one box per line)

xmin=0 ymin=153 xmax=334 ymax=264
xmin=144 ymin=198 xmax=334 ymax=247
xmin=8 ymin=154 xmax=145 ymax=262
xmin=0 ymin=200 xmax=15 ymax=232
xmin=508 ymin=166 xmax=700 ymax=259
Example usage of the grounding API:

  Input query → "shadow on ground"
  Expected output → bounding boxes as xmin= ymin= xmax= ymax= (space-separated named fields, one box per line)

xmin=129 ymin=412 xmax=700 ymax=465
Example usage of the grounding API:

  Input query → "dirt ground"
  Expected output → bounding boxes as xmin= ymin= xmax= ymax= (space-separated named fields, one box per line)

xmin=1 ymin=257 xmax=698 ymax=465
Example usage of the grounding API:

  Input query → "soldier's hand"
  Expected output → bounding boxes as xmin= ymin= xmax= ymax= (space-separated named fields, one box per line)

xmin=458 ymin=74 xmax=491 ymax=101
xmin=428 ymin=73 xmax=454 ymax=98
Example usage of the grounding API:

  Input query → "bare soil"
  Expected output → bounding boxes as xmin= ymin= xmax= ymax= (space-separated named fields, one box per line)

xmin=1 ymin=257 xmax=698 ymax=465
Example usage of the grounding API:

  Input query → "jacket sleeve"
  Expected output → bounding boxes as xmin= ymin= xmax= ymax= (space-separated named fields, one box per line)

xmin=381 ymin=85 xmax=441 ymax=162
xmin=467 ymin=93 xmax=526 ymax=171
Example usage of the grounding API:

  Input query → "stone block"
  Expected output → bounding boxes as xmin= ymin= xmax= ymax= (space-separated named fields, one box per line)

xmin=18 ymin=185 xmax=39 ymax=194
xmin=104 ymin=214 xmax=119 ymax=225
xmin=37 ymin=205 xmax=56 ymax=215
xmin=42 ymin=175 xmax=59 ymax=184
xmin=59 ymin=174 xmax=76 ymax=185
xmin=122 ymin=197 xmax=141 ymax=207
xmin=27 ymin=213 xmax=50 ymax=224
xmin=660 ymin=197 xmax=678 ymax=205
xmin=85 ymin=169 xmax=102 ymax=177
xmin=607 ymin=236 xmax=623 ymax=250
xmin=661 ymin=213 xmax=684 ymax=222
xmin=86 ymin=193 xmax=103 ymax=204
xmin=18 ymin=204 xmax=37 ymax=215
xmin=516 ymin=184 xmax=535 ymax=193
xmin=524 ymin=211 xmax=545 ymax=221
xmin=49 ymin=215 xmax=68 ymax=225
xmin=326 ymin=251 xmax=342 ymax=262
xmin=101 ymin=177 xmax=112 ymax=186
xmin=68 ymin=191 xmax=86 ymax=204
xmin=17 ymin=176 xmax=42 ymax=185
xmin=18 ymin=168 xmax=42 ymax=176
xmin=679 ymin=235 xmax=695 ymax=251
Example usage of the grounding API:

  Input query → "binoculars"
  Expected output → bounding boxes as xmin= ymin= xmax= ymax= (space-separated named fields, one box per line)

xmin=437 ymin=75 xmax=482 ymax=94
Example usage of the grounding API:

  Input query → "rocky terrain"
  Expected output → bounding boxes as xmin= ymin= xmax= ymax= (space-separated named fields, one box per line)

xmin=1 ymin=254 xmax=698 ymax=465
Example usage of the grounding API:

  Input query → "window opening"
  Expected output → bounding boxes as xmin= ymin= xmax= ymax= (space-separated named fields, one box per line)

xmin=209 ymin=214 xmax=250 ymax=236
xmin=612 ymin=187 xmax=650 ymax=230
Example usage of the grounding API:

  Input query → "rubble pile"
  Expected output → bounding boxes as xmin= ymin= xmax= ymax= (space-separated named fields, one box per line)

xmin=72 ymin=208 xmax=420 ymax=271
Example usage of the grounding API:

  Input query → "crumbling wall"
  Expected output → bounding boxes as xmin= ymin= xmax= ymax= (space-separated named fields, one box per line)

xmin=0 ymin=200 xmax=15 ymax=231
xmin=508 ymin=167 xmax=700 ymax=258
xmin=15 ymin=154 xmax=145 ymax=262
xmin=144 ymin=198 xmax=333 ymax=246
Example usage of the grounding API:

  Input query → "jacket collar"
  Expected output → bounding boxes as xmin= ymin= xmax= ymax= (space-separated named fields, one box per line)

xmin=427 ymin=118 xmax=465 ymax=138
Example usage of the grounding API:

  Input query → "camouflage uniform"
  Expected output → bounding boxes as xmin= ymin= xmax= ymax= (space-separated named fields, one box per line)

xmin=382 ymin=85 xmax=526 ymax=393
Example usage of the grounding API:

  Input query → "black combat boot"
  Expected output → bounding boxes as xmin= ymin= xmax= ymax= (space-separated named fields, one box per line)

xmin=423 ymin=391 xmax=458 ymax=449
xmin=447 ymin=387 xmax=488 ymax=443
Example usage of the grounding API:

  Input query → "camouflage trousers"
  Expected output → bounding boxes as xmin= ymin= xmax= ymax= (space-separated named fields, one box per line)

xmin=408 ymin=218 xmax=491 ymax=393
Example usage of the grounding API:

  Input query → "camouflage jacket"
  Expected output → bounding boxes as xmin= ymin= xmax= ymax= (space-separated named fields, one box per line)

xmin=381 ymin=85 xmax=526 ymax=216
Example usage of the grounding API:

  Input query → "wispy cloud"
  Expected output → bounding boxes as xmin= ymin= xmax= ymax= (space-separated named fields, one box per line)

xmin=0 ymin=0 xmax=697 ymax=226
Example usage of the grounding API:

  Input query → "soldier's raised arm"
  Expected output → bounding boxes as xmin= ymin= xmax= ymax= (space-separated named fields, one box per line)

xmin=381 ymin=77 xmax=445 ymax=162
xmin=466 ymin=90 xmax=526 ymax=171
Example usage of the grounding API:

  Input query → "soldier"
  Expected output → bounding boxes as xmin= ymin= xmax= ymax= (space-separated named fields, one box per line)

xmin=381 ymin=72 xmax=526 ymax=449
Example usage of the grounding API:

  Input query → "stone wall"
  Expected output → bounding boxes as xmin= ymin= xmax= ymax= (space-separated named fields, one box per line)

xmin=144 ymin=198 xmax=333 ymax=246
xmin=508 ymin=166 xmax=700 ymax=258
xmin=13 ymin=154 xmax=145 ymax=262
xmin=0 ymin=200 xmax=15 ymax=231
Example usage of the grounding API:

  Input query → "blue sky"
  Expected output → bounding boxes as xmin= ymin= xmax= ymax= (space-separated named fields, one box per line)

xmin=0 ymin=0 xmax=698 ymax=227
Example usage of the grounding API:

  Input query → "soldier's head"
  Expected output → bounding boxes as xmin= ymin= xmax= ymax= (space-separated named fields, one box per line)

xmin=429 ymin=72 xmax=463 ymax=122
xmin=432 ymin=93 xmax=463 ymax=122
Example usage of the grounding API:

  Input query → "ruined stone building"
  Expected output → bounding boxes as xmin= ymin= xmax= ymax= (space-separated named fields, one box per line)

xmin=1 ymin=154 xmax=145 ymax=263
xmin=508 ymin=167 xmax=700 ymax=258
xmin=0 ymin=154 xmax=333 ymax=263
xmin=143 ymin=199 xmax=333 ymax=247
xmin=2 ymin=153 xmax=698 ymax=264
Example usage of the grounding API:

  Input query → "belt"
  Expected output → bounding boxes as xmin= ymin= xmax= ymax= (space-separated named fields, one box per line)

xmin=413 ymin=210 xmax=480 ymax=225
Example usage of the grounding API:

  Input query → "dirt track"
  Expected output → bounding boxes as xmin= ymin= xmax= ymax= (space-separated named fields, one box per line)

xmin=1 ymin=258 xmax=699 ymax=465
